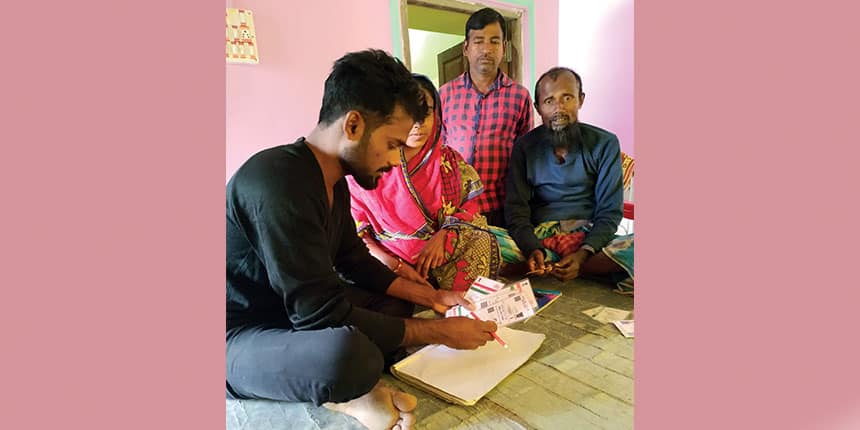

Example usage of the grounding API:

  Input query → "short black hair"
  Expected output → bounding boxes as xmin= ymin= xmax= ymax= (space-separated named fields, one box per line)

xmin=534 ymin=67 xmax=584 ymax=104
xmin=317 ymin=49 xmax=428 ymax=128
xmin=465 ymin=7 xmax=506 ymax=41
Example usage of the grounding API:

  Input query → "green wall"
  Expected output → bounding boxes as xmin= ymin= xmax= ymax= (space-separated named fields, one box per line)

xmin=407 ymin=5 xmax=469 ymax=37
xmin=408 ymin=29 xmax=463 ymax=88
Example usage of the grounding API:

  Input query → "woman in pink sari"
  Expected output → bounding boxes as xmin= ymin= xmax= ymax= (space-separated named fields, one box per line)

xmin=347 ymin=75 xmax=501 ymax=292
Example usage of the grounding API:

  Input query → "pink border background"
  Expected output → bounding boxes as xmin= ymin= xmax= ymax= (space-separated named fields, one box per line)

xmin=637 ymin=0 xmax=860 ymax=428
xmin=4 ymin=0 xmax=859 ymax=429
xmin=3 ymin=1 xmax=224 ymax=428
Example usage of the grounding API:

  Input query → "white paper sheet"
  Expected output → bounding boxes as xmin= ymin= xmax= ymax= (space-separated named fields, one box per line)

xmin=612 ymin=320 xmax=634 ymax=338
xmin=391 ymin=327 xmax=545 ymax=404
xmin=582 ymin=306 xmax=631 ymax=324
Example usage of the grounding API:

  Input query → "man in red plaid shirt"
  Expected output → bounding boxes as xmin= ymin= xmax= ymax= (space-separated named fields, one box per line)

xmin=439 ymin=7 xmax=533 ymax=227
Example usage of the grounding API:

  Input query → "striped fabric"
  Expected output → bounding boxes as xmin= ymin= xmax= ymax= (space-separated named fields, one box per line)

xmin=621 ymin=152 xmax=634 ymax=191
xmin=439 ymin=71 xmax=533 ymax=213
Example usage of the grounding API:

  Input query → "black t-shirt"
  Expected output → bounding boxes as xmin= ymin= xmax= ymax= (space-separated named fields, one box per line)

xmin=226 ymin=138 xmax=404 ymax=353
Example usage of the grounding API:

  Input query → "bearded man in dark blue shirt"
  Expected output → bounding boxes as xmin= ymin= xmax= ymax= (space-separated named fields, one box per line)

xmin=502 ymin=67 xmax=634 ymax=291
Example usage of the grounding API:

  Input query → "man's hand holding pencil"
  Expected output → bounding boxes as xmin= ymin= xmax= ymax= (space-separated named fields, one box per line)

xmin=469 ymin=312 xmax=508 ymax=348
xmin=434 ymin=317 xmax=499 ymax=349
xmin=419 ymin=290 xmax=501 ymax=349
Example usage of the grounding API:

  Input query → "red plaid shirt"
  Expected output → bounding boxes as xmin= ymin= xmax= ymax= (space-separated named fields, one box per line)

xmin=439 ymin=71 xmax=533 ymax=213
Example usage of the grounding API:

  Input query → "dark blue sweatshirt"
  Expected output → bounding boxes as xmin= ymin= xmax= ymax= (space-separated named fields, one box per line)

xmin=505 ymin=123 xmax=623 ymax=255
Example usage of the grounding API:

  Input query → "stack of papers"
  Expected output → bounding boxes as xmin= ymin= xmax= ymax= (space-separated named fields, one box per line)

xmin=581 ymin=306 xmax=631 ymax=324
xmin=582 ymin=306 xmax=634 ymax=338
xmin=612 ymin=320 xmax=634 ymax=338
xmin=391 ymin=327 xmax=545 ymax=405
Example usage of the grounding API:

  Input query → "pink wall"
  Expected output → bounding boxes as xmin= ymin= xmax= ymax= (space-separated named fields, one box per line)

xmin=226 ymin=0 xmax=559 ymax=179
xmin=534 ymin=0 xmax=560 ymax=93
xmin=226 ymin=0 xmax=393 ymax=179
xmin=558 ymin=0 xmax=634 ymax=155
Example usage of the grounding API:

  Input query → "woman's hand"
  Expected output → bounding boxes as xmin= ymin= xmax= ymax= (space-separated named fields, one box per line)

xmin=414 ymin=229 xmax=449 ymax=278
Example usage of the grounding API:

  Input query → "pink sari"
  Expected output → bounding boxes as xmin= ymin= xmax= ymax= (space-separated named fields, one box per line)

xmin=347 ymin=115 xmax=499 ymax=291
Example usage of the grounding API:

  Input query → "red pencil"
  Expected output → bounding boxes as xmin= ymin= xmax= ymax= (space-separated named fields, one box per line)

xmin=469 ymin=311 xmax=508 ymax=348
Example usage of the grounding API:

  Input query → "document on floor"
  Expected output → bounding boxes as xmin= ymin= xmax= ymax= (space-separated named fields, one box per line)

xmin=612 ymin=319 xmax=634 ymax=338
xmin=390 ymin=327 xmax=545 ymax=405
xmin=582 ymin=306 xmax=631 ymax=324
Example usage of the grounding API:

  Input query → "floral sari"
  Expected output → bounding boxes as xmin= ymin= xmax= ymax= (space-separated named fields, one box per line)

xmin=347 ymin=112 xmax=500 ymax=292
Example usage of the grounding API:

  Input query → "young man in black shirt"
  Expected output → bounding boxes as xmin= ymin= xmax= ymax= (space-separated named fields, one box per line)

xmin=226 ymin=49 xmax=497 ymax=430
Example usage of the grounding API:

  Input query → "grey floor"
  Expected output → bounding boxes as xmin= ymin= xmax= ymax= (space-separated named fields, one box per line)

xmin=227 ymin=276 xmax=634 ymax=430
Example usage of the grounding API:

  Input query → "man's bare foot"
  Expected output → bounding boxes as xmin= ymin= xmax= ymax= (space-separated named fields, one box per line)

xmin=323 ymin=382 xmax=417 ymax=430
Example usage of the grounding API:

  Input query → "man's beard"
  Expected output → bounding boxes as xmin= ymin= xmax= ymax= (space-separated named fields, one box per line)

xmin=548 ymin=120 xmax=578 ymax=151
xmin=341 ymin=132 xmax=393 ymax=190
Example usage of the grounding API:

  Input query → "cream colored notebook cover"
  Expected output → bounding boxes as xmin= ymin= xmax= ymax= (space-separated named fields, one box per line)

xmin=390 ymin=327 xmax=545 ymax=405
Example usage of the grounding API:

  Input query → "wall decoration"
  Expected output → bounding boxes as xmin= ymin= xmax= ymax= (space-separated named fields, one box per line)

xmin=226 ymin=8 xmax=259 ymax=64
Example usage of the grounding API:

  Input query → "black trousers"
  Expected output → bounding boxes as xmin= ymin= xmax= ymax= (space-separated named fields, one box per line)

xmin=226 ymin=287 xmax=414 ymax=405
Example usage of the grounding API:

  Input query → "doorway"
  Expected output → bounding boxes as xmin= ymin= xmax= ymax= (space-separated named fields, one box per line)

xmin=394 ymin=0 xmax=527 ymax=90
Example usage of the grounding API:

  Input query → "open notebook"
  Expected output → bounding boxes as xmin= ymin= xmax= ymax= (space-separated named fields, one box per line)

xmin=390 ymin=327 xmax=545 ymax=405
